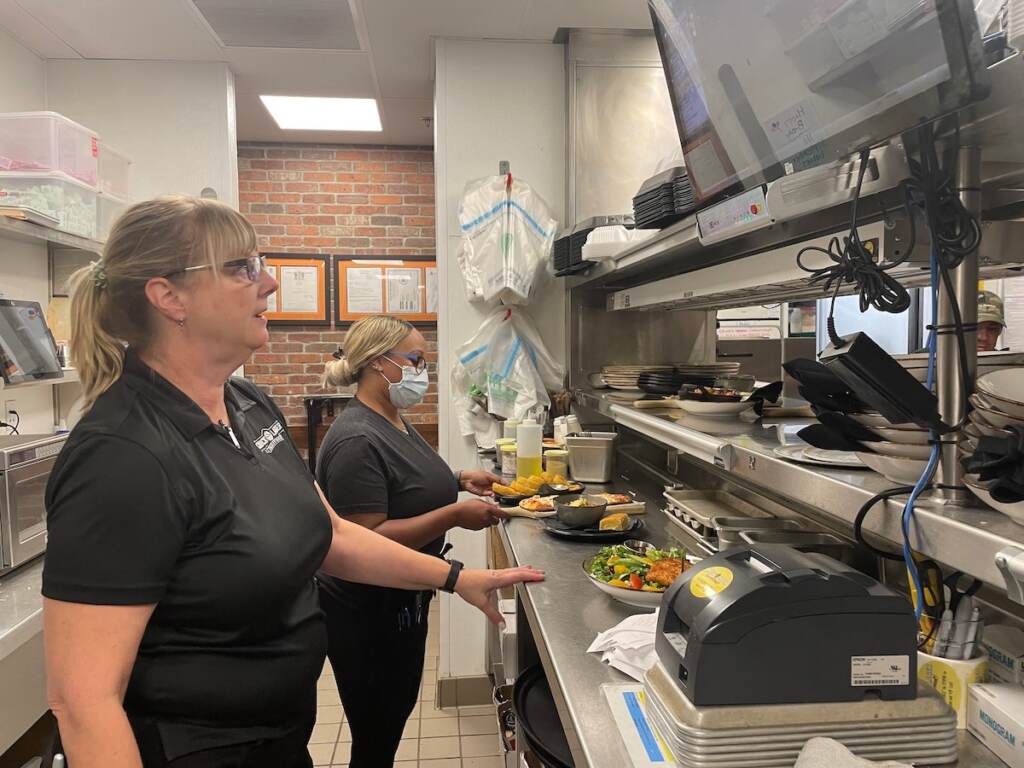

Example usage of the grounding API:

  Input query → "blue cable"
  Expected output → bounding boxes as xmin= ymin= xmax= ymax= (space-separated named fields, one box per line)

xmin=903 ymin=245 xmax=941 ymax=621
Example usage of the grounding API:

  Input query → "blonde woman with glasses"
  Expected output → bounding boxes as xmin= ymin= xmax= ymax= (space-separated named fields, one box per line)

xmin=41 ymin=196 xmax=542 ymax=768
xmin=316 ymin=316 xmax=506 ymax=767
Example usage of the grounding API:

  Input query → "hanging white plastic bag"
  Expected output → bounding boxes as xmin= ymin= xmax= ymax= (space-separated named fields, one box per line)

xmin=457 ymin=175 xmax=558 ymax=306
xmin=451 ymin=308 xmax=565 ymax=441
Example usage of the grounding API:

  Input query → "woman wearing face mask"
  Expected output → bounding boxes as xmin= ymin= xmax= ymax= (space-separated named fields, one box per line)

xmin=317 ymin=316 xmax=506 ymax=768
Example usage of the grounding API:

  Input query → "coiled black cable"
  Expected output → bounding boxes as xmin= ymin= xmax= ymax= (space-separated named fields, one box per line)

xmin=796 ymin=148 xmax=912 ymax=347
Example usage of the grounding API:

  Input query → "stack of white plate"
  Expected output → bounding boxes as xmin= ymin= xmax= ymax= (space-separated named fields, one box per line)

xmin=844 ymin=414 xmax=933 ymax=483
xmin=643 ymin=662 xmax=958 ymax=768
xmin=964 ymin=369 xmax=1024 ymax=523
xmin=601 ymin=364 xmax=674 ymax=391
xmin=898 ymin=350 xmax=1024 ymax=384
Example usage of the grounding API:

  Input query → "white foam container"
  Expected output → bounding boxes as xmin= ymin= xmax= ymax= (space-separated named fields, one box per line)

xmin=0 ymin=111 xmax=100 ymax=188
xmin=0 ymin=170 xmax=98 ymax=239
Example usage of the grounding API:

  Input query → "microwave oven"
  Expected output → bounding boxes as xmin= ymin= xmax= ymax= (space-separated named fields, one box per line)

xmin=0 ymin=434 xmax=67 ymax=575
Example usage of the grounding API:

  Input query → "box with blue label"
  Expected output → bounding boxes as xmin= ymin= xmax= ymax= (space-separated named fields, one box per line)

xmin=981 ymin=625 xmax=1024 ymax=684
xmin=968 ymin=683 xmax=1024 ymax=768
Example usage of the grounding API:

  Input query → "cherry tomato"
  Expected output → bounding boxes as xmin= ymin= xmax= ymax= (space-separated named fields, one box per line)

xmin=629 ymin=573 xmax=642 ymax=590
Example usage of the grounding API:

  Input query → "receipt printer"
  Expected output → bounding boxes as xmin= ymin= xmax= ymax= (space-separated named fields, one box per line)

xmin=656 ymin=544 xmax=917 ymax=706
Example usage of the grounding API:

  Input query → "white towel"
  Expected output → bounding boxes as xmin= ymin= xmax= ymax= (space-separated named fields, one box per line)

xmin=588 ymin=611 xmax=660 ymax=682
xmin=795 ymin=738 xmax=913 ymax=768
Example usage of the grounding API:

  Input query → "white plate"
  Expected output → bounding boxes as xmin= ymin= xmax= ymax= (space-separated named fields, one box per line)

xmin=679 ymin=399 xmax=754 ymax=417
xmin=965 ymin=479 xmax=1024 ymax=525
xmin=849 ymin=412 xmax=917 ymax=430
xmin=977 ymin=368 xmax=1024 ymax=408
xmin=676 ymin=413 xmax=759 ymax=436
xmin=867 ymin=441 xmax=935 ymax=460
xmin=773 ymin=445 xmax=864 ymax=468
xmin=856 ymin=452 xmax=931 ymax=484
xmin=582 ymin=560 xmax=664 ymax=610
xmin=968 ymin=410 xmax=1012 ymax=437
xmin=870 ymin=426 xmax=931 ymax=445
xmin=972 ymin=401 xmax=1024 ymax=431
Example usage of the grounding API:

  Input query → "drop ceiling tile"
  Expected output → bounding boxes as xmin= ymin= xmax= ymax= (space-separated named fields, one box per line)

xmin=15 ymin=0 xmax=222 ymax=60
xmin=228 ymin=47 xmax=376 ymax=97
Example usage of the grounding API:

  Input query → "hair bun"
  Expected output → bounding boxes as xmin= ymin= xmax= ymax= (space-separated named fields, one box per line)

xmin=324 ymin=356 xmax=356 ymax=388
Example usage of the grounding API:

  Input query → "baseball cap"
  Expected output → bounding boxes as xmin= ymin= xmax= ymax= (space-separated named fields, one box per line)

xmin=978 ymin=290 xmax=1005 ymax=327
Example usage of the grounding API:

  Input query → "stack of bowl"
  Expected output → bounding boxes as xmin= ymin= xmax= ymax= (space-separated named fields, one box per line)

xmin=964 ymin=369 xmax=1024 ymax=523
xmin=849 ymin=413 xmax=935 ymax=484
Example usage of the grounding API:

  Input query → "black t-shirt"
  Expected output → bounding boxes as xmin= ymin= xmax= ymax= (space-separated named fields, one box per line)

xmin=315 ymin=398 xmax=458 ymax=605
xmin=42 ymin=351 xmax=332 ymax=760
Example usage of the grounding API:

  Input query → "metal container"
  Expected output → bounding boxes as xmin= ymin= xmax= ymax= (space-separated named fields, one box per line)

xmin=554 ymin=494 xmax=608 ymax=528
xmin=662 ymin=490 xmax=777 ymax=549
xmin=710 ymin=516 xmax=804 ymax=548
xmin=737 ymin=530 xmax=853 ymax=563
xmin=565 ymin=431 xmax=617 ymax=482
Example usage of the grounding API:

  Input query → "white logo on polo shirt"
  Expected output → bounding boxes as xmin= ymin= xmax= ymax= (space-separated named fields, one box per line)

xmin=254 ymin=420 xmax=285 ymax=454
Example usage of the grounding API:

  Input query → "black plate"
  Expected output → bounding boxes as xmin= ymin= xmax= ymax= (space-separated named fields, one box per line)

xmin=513 ymin=665 xmax=574 ymax=768
xmin=539 ymin=483 xmax=585 ymax=496
xmin=495 ymin=492 xmax=531 ymax=507
xmin=542 ymin=517 xmax=644 ymax=542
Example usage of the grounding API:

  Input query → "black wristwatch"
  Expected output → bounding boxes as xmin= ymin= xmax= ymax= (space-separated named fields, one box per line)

xmin=441 ymin=559 xmax=464 ymax=593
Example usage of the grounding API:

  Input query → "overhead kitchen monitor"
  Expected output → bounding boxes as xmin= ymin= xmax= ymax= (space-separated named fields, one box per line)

xmin=0 ymin=300 xmax=63 ymax=385
xmin=649 ymin=0 xmax=990 ymax=204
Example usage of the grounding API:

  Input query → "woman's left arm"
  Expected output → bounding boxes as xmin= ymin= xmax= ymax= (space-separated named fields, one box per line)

xmin=316 ymin=485 xmax=542 ymax=624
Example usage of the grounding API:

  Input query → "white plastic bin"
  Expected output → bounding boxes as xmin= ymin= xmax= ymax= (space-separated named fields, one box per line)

xmin=0 ymin=171 xmax=98 ymax=239
xmin=98 ymin=142 xmax=131 ymax=198
xmin=0 ymin=112 xmax=100 ymax=188
xmin=97 ymin=193 xmax=129 ymax=240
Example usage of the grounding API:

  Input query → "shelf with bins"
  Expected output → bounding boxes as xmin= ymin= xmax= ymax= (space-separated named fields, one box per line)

xmin=0 ymin=370 xmax=79 ymax=392
xmin=0 ymin=213 xmax=103 ymax=254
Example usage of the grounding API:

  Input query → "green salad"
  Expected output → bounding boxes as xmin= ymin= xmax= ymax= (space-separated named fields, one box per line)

xmin=588 ymin=544 xmax=690 ymax=592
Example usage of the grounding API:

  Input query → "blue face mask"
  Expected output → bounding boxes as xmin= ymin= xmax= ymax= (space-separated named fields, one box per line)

xmin=379 ymin=357 xmax=429 ymax=408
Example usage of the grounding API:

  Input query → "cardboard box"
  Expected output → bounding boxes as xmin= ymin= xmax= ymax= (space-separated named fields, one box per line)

xmin=982 ymin=625 xmax=1024 ymax=684
xmin=968 ymin=683 xmax=1024 ymax=768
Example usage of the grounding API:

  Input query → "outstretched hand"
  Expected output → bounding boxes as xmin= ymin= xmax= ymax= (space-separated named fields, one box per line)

xmin=460 ymin=469 xmax=501 ymax=497
xmin=455 ymin=566 xmax=545 ymax=625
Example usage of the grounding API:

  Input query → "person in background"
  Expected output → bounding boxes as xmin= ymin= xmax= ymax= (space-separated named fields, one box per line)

xmin=318 ymin=316 xmax=506 ymax=768
xmin=42 ymin=197 xmax=542 ymax=768
xmin=977 ymin=290 xmax=1006 ymax=352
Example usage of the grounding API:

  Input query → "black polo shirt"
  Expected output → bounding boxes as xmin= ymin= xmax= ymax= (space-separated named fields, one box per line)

xmin=43 ymin=351 xmax=332 ymax=760
xmin=315 ymin=398 xmax=458 ymax=607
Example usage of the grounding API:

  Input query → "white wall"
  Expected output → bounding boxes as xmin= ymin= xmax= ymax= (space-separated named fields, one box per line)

xmin=435 ymin=39 xmax=566 ymax=678
xmin=0 ymin=28 xmax=60 ymax=434
xmin=46 ymin=60 xmax=239 ymax=206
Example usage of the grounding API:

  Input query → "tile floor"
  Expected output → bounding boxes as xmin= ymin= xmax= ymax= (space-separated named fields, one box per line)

xmin=310 ymin=603 xmax=505 ymax=768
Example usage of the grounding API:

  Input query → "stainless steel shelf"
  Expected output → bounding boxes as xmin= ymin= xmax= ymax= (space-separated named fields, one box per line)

xmin=0 ymin=215 xmax=103 ymax=254
xmin=570 ymin=54 xmax=1024 ymax=300
xmin=0 ymin=370 xmax=79 ymax=392
xmin=587 ymin=392 xmax=1024 ymax=594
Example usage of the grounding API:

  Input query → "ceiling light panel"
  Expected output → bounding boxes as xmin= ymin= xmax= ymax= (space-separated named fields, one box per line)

xmin=192 ymin=0 xmax=361 ymax=50
xmin=260 ymin=96 xmax=382 ymax=131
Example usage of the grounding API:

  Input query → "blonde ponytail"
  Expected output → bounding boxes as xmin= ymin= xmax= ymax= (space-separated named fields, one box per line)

xmin=70 ymin=195 xmax=257 ymax=410
xmin=324 ymin=316 xmax=414 ymax=389
xmin=68 ymin=262 xmax=128 ymax=409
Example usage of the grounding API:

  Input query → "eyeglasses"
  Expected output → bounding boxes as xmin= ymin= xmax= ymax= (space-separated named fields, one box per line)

xmin=166 ymin=254 xmax=267 ymax=283
xmin=388 ymin=351 xmax=427 ymax=374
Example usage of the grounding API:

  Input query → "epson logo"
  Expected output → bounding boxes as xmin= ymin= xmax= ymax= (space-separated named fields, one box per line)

xmin=981 ymin=709 xmax=1017 ymax=747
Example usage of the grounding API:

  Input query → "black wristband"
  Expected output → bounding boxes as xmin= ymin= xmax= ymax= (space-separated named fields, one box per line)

xmin=441 ymin=559 xmax=464 ymax=593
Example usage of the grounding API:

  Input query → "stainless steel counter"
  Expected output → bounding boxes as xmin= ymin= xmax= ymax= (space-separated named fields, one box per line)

xmin=497 ymin=485 xmax=1002 ymax=768
xmin=576 ymin=389 xmax=1024 ymax=594
xmin=0 ymin=557 xmax=44 ymax=661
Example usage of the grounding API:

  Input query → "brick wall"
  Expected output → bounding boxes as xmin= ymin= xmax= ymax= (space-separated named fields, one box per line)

xmin=236 ymin=143 xmax=438 ymax=435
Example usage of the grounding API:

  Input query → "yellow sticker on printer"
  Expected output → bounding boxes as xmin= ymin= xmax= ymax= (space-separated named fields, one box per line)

xmin=689 ymin=566 xmax=734 ymax=599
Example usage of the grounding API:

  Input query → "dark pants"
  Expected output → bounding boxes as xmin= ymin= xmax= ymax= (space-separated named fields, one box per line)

xmin=132 ymin=721 xmax=314 ymax=768
xmin=320 ymin=586 xmax=431 ymax=768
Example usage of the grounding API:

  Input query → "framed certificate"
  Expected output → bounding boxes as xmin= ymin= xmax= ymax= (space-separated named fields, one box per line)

xmin=333 ymin=256 xmax=437 ymax=324
xmin=262 ymin=254 xmax=331 ymax=325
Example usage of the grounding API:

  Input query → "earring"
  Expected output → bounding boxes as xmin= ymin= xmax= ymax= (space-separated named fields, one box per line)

xmin=177 ymin=317 xmax=186 ymax=329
